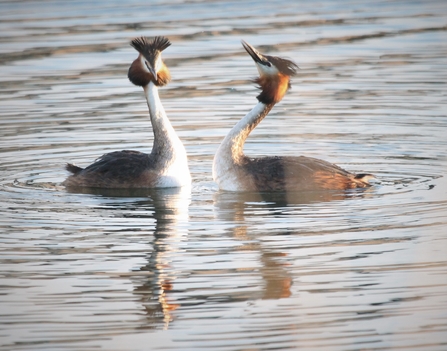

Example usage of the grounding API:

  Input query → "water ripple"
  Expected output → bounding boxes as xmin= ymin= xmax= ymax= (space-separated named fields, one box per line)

xmin=1 ymin=0 xmax=447 ymax=350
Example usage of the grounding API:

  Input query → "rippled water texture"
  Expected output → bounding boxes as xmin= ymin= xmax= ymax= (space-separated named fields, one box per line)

xmin=1 ymin=1 xmax=447 ymax=350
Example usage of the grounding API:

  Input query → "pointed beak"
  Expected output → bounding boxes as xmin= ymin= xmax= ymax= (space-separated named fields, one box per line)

xmin=241 ymin=40 xmax=265 ymax=64
xmin=144 ymin=61 xmax=157 ymax=79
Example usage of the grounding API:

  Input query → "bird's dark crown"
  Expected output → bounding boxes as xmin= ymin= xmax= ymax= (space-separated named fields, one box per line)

xmin=264 ymin=54 xmax=298 ymax=76
xmin=241 ymin=40 xmax=298 ymax=77
xmin=130 ymin=36 xmax=171 ymax=56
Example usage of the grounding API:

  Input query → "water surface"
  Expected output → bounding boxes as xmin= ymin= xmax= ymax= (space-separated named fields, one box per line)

xmin=1 ymin=1 xmax=447 ymax=350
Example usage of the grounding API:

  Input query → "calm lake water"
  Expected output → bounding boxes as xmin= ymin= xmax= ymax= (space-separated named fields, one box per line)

xmin=1 ymin=1 xmax=447 ymax=350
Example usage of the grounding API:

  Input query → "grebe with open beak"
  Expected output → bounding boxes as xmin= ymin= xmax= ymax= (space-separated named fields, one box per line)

xmin=213 ymin=40 xmax=374 ymax=192
xmin=63 ymin=36 xmax=190 ymax=189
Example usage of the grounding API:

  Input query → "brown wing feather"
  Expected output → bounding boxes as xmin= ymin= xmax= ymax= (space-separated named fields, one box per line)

xmin=65 ymin=163 xmax=83 ymax=174
xmin=244 ymin=156 xmax=370 ymax=191
xmin=63 ymin=150 xmax=159 ymax=188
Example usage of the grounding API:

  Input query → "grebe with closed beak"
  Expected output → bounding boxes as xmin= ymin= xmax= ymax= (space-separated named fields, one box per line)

xmin=213 ymin=40 xmax=374 ymax=192
xmin=63 ymin=36 xmax=190 ymax=189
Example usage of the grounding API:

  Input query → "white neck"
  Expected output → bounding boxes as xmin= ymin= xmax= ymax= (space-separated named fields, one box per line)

xmin=213 ymin=101 xmax=271 ymax=187
xmin=144 ymin=82 xmax=181 ymax=156
xmin=144 ymin=82 xmax=190 ymax=186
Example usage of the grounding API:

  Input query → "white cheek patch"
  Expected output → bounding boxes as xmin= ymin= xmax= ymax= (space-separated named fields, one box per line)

xmin=139 ymin=56 xmax=150 ymax=73
xmin=256 ymin=62 xmax=279 ymax=76
xmin=154 ymin=55 xmax=162 ymax=73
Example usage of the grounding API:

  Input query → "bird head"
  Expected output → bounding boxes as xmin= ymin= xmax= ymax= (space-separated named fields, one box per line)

xmin=241 ymin=40 xmax=298 ymax=104
xmin=128 ymin=36 xmax=171 ymax=87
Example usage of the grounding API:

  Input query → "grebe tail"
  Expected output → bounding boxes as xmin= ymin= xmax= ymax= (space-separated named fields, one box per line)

xmin=212 ymin=40 xmax=374 ymax=192
xmin=63 ymin=36 xmax=190 ymax=189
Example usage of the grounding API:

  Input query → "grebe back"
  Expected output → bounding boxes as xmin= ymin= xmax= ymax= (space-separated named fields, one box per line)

xmin=63 ymin=36 xmax=190 ymax=189
xmin=212 ymin=40 xmax=374 ymax=192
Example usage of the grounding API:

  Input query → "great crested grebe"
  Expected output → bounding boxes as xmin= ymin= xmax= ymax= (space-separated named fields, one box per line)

xmin=63 ymin=36 xmax=190 ymax=189
xmin=213 ymin=40 xmax=374 ymax=192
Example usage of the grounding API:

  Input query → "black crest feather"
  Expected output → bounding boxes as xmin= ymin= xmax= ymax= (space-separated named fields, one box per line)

xmin=130 ymin=36 xmax=171 ymax=55
xmin=266 ymin=55 xmax=298 ymax=76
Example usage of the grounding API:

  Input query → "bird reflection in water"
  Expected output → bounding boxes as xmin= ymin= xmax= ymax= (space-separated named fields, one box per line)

xmin=132 ymin=186 xmax=190 ymax=329
xmin=66 ymin=185 xmax=190 ymax=329
xmin=213 ymin=189 xmax=371 ymax=300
